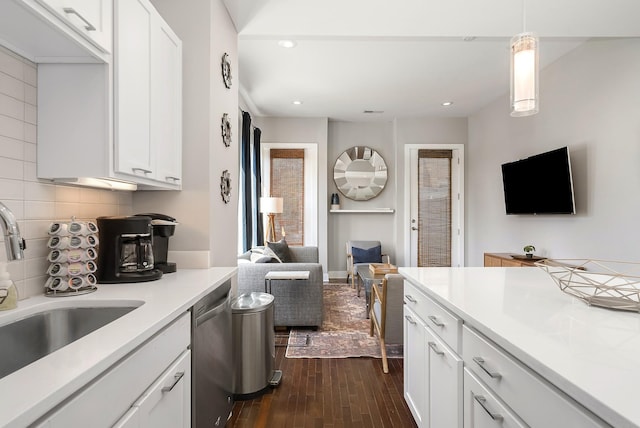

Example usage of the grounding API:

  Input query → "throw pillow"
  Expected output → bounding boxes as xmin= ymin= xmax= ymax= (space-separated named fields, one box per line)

xmin=262 ymin=246 xmax=283 ymax=263
xmin=267 ymin=238 xmax=291 ymax=263
xmin=352 ymin=245 xmax=382 ymax=264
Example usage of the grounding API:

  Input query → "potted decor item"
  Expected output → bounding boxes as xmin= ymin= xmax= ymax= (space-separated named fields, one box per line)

xmin=523 ymin=245 xmax=536 ymax=258
xmin=330 ymin=193 xmax=340 ymax=210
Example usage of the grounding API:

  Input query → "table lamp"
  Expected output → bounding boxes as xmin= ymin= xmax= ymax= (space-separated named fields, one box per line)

xmin=259 ymin=197 xmax=284 ymax=242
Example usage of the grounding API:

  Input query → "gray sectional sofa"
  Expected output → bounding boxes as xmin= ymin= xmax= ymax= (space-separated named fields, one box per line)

xmin=237 ymin=246 xmax=323 ymax=328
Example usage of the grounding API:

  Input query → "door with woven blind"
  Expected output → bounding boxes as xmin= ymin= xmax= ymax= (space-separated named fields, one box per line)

xmin=269 ymin=149 xmax=304 ymax=245
xmin=408 ymin=146 xmax=464 ymax=267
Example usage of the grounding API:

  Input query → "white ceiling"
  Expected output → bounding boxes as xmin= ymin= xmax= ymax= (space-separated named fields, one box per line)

xmin=223 ymin=0 xmax=640 ymax=121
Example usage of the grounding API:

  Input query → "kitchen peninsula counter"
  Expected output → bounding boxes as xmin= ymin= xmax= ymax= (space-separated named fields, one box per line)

xmin=0 ymin=267 xmax=236 ymax=428
xmin=399 ymin=266 xmax=640 ymax=428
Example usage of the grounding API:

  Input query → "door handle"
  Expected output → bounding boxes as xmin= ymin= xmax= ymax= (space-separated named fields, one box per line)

xmin=428 ymin=341 xmax=444 ymax=356
xmin=473 ymin=395 xmax=503 ymax=421
xmin=63 ymin=8 xmax=96 ymax=31
xmin=404 ymin=315 xmax=417 ymax=325
xmin=411 ymin=226 xmax=418 ymax=231
xmin=161 ymin=371 xmax=185 ymax=393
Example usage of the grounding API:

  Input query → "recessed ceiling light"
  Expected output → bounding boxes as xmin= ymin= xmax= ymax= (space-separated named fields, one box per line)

xmin=278 ymin=40 xmax=297 ymax=48
xmin=441 ymin=101 xmax=453 ymax=107
xmin=292 ymin=100 xmax=303 ymax=105
xmin=363 ymin=110 xmax=384 ymax=114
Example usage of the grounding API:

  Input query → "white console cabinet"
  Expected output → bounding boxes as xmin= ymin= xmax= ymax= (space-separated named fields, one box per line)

xmin=403 ymin=280 xmax=463 ymax=428
xmin=35 ymin=312 xmax=191 ymax=428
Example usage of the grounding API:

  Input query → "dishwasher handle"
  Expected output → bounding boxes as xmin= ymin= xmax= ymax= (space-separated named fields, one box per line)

xmin=195 ymin=299 xmax=228 ymax=326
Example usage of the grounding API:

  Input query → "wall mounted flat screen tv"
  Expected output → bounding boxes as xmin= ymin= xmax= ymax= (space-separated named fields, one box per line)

xmin=501 ymin=147 xmax=576 ymax=215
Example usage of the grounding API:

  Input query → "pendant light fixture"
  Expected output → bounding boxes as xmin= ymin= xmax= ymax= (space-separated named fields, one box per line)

xmin=510 ymin=0 xmax=539 ymax=117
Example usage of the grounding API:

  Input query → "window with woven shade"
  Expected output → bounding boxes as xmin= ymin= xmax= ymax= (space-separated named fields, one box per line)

xmin=418 ymin=149 xmax=452 ymax=267
xmin=270 ymin=149 xmax=305 ymax=246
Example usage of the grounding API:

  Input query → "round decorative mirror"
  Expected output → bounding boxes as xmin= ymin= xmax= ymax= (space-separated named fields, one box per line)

xmin=333 ymin=146 xmax=388 ymax=201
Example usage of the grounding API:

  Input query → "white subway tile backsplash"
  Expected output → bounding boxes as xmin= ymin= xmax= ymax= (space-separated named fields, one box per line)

xmin=0 ymin=135 xmax=23 ymax=160
xmin=22 ymin=221 xmax=49 ymax=240
xmin=0 ymin=157 xmax=23 ymax=180
xmin=25 ymin=181 xmax=56 ymax=202
xmin=24 ymin=104 xmax=36 ymax=125
xmin=0 ymin=93 xmax=24 ymax=120
xmin=0 ymin=71 xmax=23 ymax=100
xmin=0 ymin=114 xmax=24 ymax=140
xmin=25 ymin=200 xmax=55 ymax=220
xmin=24 ymin=122 xmax=36 ymax=143
xmin=23 ymin=161 xmax=37 ymax=181
xmin=23 ymin=64 xmax=36 ymax=87
xmin=0 ymin=48 xmax=132 ymax=300
xmin=24 ymin=142 xmax=36 ymax=162
xmin=0 ymin=178 xmax=23 ymax=200
xmin=55 ymin=185 xmax=80 ymax=203
xmin=0 ymin=50 xmax=24 ymax=80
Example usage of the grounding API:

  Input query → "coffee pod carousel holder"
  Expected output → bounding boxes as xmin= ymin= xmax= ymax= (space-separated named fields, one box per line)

xmin=45 ymin=218 xmax=99 ymax=297
xmin=535 ymin=259 xmax=640 ymax=312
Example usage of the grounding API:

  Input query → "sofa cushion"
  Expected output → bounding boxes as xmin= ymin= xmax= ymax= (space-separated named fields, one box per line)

xmin=352 ymin=245 xmax=382 ymax=264
xmin=267 ymin=238 xmax=292 ymax=262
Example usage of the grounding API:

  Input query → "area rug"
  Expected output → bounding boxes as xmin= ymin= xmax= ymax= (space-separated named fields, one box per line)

xmin=285 ymin=282 xmax=403 ymax=359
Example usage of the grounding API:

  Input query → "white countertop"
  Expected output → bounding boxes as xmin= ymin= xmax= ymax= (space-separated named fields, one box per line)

xmin=399 ymin=266 xmax=640 ymax=428
xmin=0 ymin=267 xmax=236 ymax=428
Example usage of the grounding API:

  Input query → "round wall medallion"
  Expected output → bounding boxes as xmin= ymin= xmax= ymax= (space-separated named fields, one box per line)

xmin=221 ymin=53 xmax=232 ymax=88
xmin=221 ymin=113 xmax=232 ymax=147
xmin=220 ymin=170 xmax=231 ymax=203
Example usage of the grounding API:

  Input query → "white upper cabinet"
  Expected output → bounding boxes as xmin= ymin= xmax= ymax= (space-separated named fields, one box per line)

xmin=35 ymin=0 xmax=112 ymax=54
xmin=0 ymin=0 xmax=111 ymax=63
xmin=114 ymin=0 xmax=182 ymax=187
xmin=36 ymin=0 xmax=182 ymax=190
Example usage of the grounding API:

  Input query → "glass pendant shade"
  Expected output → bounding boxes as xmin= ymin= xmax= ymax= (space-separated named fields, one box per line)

xmin=510 ymin=32 xmax=539 ymax=117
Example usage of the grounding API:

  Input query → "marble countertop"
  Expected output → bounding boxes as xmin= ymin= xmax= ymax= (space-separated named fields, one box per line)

xmin=399 ymin=266 xmax=640 ymax=428
xmin=0 ymin=267 xmax=236 ymax=428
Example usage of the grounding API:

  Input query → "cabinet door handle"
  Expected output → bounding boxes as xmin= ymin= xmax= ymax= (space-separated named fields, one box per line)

xmin=404 ymin=315 xmax=417 ymax=325
xmin=427 ymin=315 xmax=444 ymax=327
xmin=161 ymin=371 xmax=185 ymax=393
xmin=132 ymin=167 xmax=153 ymax=175
xmin=166 ymin=176 xmax=181 ymax=182
xmin=428 ymin=341 xmax=444 ymax=356
xmin=62 ymin=8 xmax=96 ymax=31
xmin=473 ymin=357 xmax=502 ymax=379
xmin=473 ymin=395 xmax=504 ymax=421
xmin=405 ymin=294 xmax=417 ymax=303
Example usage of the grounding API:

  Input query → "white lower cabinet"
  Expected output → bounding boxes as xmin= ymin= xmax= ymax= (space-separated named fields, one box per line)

xmin=113 ymin=350 xmax=191 ymax=428
xmin=38 ymin=312 xmax=191 ymax=428
xmin=404 ymin=279 xmax=609 ymax=428
xmin=404 ymin=305 xmax=428 ymax=426
xmin=404 ymin=291 xmax=463 ymax=428
xmin=463 ymin=369 xmax=526 ymax=428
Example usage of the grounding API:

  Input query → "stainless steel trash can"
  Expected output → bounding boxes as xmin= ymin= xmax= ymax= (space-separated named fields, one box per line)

xmin=232 ymin=292 xmax=281 ymax=398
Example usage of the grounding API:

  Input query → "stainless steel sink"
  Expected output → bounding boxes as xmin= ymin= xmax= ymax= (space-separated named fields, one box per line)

xmin=0 ymin=305 xmax=138 ymax=379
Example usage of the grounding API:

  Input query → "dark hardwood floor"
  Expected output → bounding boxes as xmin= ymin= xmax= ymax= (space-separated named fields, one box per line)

xmin=228 ymin=334 xmax=417 ymax=428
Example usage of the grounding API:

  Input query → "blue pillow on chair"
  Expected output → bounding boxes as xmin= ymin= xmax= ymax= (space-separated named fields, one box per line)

xmin=352 ymin=245 xmax=382 ymax=264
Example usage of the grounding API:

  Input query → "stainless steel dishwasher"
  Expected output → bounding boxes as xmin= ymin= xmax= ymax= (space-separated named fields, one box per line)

xmin=191 ymin=279 xmax=233 ymax=427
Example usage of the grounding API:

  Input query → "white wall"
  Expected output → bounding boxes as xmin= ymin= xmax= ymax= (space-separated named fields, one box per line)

xmin=136 ymin=0 xmax=239 ymax=268
xmin=0 ymin=45 xmax=132 ymax=299
xmin=467 ymin=38 xmax=640 ymax=265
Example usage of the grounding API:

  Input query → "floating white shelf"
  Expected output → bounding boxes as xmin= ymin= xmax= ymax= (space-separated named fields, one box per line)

xmin=330 ymin=208 xmax=395 ymax=214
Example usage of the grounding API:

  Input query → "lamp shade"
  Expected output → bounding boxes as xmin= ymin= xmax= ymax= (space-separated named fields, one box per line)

xmin=260 ymin=197 xmax=284 ymax=214
xmin=510 ymin=32 xmax=539 ymax=117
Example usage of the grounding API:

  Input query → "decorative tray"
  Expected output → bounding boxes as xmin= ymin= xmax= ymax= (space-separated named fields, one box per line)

xmin=511 ymin=254 xmax=546 ymax=261
xmin=535 ymin=259 xmax=640 ymax=312
xmin=369 ymin=263 xmax=398 ymax=275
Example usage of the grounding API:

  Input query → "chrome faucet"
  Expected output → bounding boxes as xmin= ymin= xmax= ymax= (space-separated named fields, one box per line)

xmin=0 ymin=202 xmax=25 ymax=261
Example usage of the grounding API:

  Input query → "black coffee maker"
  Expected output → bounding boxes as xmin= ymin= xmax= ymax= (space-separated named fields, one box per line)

xmin=96 ymin=216 xmax=163 ymax=283
xmin=135 ymin=213 xmax=178 ymax=273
